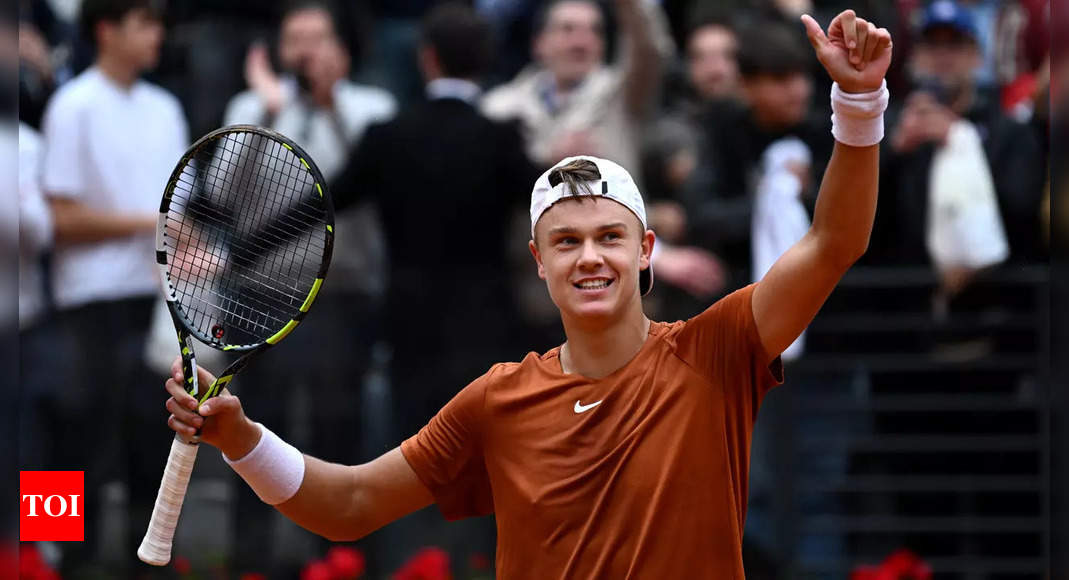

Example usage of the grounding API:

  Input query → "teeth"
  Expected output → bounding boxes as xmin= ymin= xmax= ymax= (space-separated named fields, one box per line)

xmin=578 ymin=280 xmax=610 ymax=289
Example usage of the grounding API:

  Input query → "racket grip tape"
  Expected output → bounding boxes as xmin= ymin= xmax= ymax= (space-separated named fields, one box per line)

xmin=137 ymin=434 xmax=200 ymax=565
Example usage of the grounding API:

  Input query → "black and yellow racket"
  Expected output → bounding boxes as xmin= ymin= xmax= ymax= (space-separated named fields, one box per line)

xmin=138 ymin=125 xmax=333 ymax=566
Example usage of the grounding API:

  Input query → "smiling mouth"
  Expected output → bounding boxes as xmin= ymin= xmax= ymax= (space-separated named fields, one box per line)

xmin=574 ymin=279 xmax=613 ymax=290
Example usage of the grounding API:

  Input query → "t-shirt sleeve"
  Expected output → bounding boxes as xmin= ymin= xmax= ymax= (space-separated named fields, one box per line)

xmin=400 ymin=369 xmax=495 ymax=521
xmin=40 ymin=94 xmax=84 ymax=198
xmin=674 ymin=283 xmax=784 ymax=421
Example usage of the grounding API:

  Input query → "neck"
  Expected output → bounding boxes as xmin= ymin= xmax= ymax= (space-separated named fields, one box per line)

xmin=96 ymin=53 xmax=139 ymax=88
xmin=559 ymin=305 xmax=650 ymax=379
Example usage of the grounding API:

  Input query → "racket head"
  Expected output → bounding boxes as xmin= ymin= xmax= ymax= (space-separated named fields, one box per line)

xmin=156 ymin=125 xmax=334 ymax=354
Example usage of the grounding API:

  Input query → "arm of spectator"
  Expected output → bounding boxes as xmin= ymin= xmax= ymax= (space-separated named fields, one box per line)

xmin=244 ymin=41 xmax=286 ymax=118
xmin=47 ymin=197 xmax=155 ymax=245
xmin=617 ymin=0 xmax=673 ymax=117
xmin=751 ymin=11 xmax=891 ymax=360
xmin=654 ymin=243 xmax=726 ymax=298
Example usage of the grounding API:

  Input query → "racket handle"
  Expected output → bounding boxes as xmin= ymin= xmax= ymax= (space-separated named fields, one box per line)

xmin=138 ymin=434 xmax=199 ymax=566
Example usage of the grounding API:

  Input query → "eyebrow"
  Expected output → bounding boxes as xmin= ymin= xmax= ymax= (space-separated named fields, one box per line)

xmin=546 ymin=222 xmax=628 ymax=236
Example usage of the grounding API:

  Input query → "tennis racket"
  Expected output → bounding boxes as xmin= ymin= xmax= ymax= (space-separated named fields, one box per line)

xmin=137 ymin=125 xmax=334 ymax=566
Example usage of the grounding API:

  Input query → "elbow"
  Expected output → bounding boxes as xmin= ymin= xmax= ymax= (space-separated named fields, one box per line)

xmin=820 ymin=233 xmax=869 ymax=271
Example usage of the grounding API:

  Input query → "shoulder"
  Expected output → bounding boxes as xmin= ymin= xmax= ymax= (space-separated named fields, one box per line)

xmin=137 ymin=82 xmax=185 ymax=117
xmin=338 ymin=82 xmax=397 ymax=112
xmin=44 ymin=70 xmax=101 ymax=117
xmin=481 ymin=68 xmax=540 ymax=116
xmin=660 ymin=284 xmax=759 ymax=343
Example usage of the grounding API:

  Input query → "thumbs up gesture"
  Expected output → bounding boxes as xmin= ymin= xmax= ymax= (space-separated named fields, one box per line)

xmin=801 ymin=10 xmax=892 ymax=94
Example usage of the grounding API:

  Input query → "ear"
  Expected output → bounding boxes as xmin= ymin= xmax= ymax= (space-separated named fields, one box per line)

xmin=529 ymin=239 xmax=547 ymax=280
xmin=640 ymin=229 xmax=655 ymax=271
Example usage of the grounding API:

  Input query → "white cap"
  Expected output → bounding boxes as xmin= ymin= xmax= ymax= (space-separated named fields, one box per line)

xmin=529 ymin=155 xmax=653 ymax=295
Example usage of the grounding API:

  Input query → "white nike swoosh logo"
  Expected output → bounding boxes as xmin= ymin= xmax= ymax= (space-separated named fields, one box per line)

xmin=574 ymin=399 xmax=603 ymax=413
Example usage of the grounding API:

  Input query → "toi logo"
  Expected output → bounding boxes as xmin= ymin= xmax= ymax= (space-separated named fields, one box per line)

xmin=20 ymin=471 xmax=84 ymax=541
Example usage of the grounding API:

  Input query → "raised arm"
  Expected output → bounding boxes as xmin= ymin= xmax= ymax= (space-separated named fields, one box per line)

xmin=752 ymin=10 xmax=893 ymax=360
xmin=164 ymin=362 xmax=432 ymax=542
xmin=617 ymin=0 xmax=672 ymax=116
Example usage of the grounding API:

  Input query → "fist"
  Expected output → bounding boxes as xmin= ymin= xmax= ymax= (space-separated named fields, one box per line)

xmin=801 ymin=10 xmax=892 ymax=94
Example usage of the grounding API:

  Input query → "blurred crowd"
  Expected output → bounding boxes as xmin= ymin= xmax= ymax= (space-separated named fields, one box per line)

xmin=15 ymin=0 xmax=1051 ymax=578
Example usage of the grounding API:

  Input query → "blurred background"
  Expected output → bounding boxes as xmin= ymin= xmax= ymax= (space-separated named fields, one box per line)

xmin=14 ymin=0 xmax=1054 ymax=578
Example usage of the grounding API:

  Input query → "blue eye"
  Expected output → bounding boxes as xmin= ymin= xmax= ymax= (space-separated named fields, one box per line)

xmin=602 ymin=232 xmax=621 ymax=241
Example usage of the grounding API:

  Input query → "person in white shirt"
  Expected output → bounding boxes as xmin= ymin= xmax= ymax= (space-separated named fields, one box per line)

xmin=38 ymin=0 xmax=188 ymax=573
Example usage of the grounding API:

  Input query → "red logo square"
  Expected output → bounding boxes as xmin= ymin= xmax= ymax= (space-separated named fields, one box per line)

xmin=20 ymin=471 xmax=84 ymax=542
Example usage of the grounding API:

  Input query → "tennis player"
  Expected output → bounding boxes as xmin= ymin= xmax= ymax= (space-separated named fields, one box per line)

xmin=164 ymin=10 xmax=891 ymax=577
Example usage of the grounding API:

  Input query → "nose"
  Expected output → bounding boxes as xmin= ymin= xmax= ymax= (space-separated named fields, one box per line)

xmin=576 ymin=239 xmax=603 ymax=270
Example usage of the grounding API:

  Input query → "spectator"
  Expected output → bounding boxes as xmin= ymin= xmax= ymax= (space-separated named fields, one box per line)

xmin=38 ymin=0 xmax=188 ymax=573
xmin=219 ymin=2 xmax=397 ymax=575
xmin=680 ymin=20 xmax=832 ymax=289
xmin=685 ymin=10 xmax=740 ymax=103
xmin=481 ymin=0 xmax=673 ymax=180
xmin=329 ymin=3 xmax=539 ymax=572
xmin=873 ymin=0 xmax=1046 ymax=276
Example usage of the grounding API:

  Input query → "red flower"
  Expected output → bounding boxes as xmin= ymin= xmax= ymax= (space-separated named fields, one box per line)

xmin=393 ymin=547 xmax=451 ymax=580
xmin=173 ymin=555 xmax=192 ymax=575
xmin=851 ymin=549 xmax=933 ymax=580
xmin=327 ymin=546 xmax=366 ymax=579
xmin=19 ymin=543 xmax=59 ymax=580
xmin=302 ymin=559 xmax=337 ymax=580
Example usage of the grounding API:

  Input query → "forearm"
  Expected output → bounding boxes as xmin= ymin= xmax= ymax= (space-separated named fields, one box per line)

xmin=49 ymin=198 xmax=155 ymax=244
xmin=808 ymin=142 xmax=879 ymax=267
xmin=276 ymin=456 xmax=370 ymax=542
xmin=618 ymin=0 xmax=664 ymax=114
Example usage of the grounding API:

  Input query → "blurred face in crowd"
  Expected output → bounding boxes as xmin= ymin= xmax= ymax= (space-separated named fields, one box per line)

xmin=742 ymin=71 xmax=812 ymax=130
xmin=912 ymin=27 xmax=980 ymax=93
xmin=98 ymin=8 xmax=163 ymax=72
xmin=530 ymin=199 xmax=652 ymax=325
xmin=279 ymin=7 xmax=337 ymax=73
xmin=687 ymin=24 xmax=739 ymax=100
xmin=535 ymin=1 xmax=605 ymax=89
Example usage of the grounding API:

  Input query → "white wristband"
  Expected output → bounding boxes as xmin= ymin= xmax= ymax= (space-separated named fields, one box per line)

xmin=830 ymin=80 xmax=889 ymax=147
xmin=223 ymin=423 xmax=305 ymax=505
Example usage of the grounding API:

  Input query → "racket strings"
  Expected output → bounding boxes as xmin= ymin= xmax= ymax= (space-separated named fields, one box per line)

xmin=164 ymin=130 xmax=328 ymax=344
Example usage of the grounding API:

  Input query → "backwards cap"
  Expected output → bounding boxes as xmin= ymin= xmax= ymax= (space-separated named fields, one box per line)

xmin=529 ymin=155 xmax=653 ymax=296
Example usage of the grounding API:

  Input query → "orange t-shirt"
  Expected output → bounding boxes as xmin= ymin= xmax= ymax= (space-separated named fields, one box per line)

xmin=401 ymin=284 xmax=783 ymax=578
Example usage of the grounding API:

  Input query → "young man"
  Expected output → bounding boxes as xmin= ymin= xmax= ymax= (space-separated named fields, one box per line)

xmin=164 ymin=9 xmax=891 ymax=577
xmin=41 ymin=0 xmax=188 ymax=573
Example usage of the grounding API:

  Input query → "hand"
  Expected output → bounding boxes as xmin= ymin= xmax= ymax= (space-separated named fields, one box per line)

xmin=245 ymin=42 xmax=285 ymax=115
xmin=654 ymin=245 xmax=726 ymax=299
xmin=801 ymin=10 xmax=892 ymax=94
xmin=18 ymin=23 xmax=52 ymax=80
xmin=165 ymin=356 xmax=259 ymax=459
xmin=549 ymin=130 xmax=598 ymax=162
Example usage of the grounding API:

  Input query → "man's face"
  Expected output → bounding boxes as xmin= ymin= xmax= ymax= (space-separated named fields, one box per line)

xmin=742 ymin=71 xmax=812 ymax=130
xmin=687 ymin=25 xmax=739 ymax=101
xmin=530 ymin=197 xmax=651 ymax=323
xmin=279 ymin=8 xmax=335 ymax=72
xmin=535 ymin=1 xmax=605 ymax=88
xmin=102 ymin=8 xmax=164 ymax=72
xmin=912 ymin=27 xmax=980 ymax=91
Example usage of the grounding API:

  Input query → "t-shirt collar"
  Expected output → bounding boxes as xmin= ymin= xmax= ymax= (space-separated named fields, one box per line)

xmin=426 ymin=78 xmax=482 ymax=104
